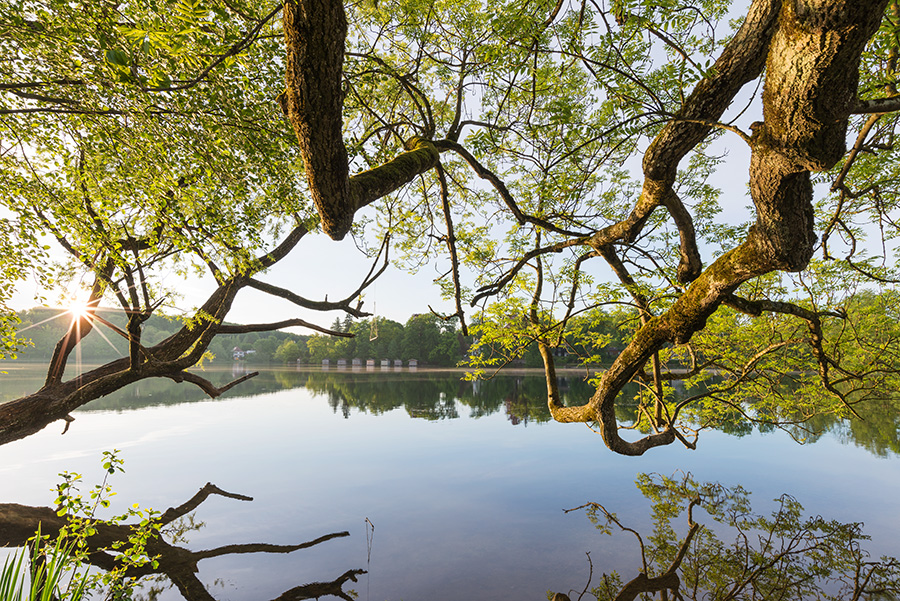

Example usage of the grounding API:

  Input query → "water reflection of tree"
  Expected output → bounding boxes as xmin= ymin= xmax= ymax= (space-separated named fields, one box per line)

xmin=304 ymin=371 xmax=463 ymax=419
xmin=803 ymin=399 xmax=900 ymax=457
xmin=13 ymin=364 xmax=897 ymax=451
xmin=42 ymin=368 xmax=303 ymax=412
xmin=302 ymin=370 xmax=603 ymax=424
xmin=551 ymin=473 xmax=900 ymax=601
xmin=491 ymin=376 xmax=554 ymax=425
xmin=0 ymin=483 xmax=363 ymax=601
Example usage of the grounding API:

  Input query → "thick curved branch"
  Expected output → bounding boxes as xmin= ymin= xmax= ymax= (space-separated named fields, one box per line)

xmin=661 ymin=190 xmax=703 ymax=284
xmin=586 ymin=0 xmax=779 ymax=274
xmin=350 ymin=137 xmax=439 ymax=210
xmin=543 ymin=0 xmax=888 ymax=456
xmin=642 ymin=0 xmax=779 ymax=183
xmin=583 ymin=0 xmax=778 ymax=284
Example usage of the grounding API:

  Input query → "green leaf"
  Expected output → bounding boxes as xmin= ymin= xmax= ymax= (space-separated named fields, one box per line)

xmin=105 ymin=48 xmax=129 ymax=67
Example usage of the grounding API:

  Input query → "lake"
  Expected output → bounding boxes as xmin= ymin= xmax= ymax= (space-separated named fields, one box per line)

xmin=1 ymin=363 xmax=899 ymax=600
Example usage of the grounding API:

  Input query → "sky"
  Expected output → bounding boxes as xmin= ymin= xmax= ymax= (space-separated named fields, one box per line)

xmin=8 ymin=204 xmax=451 ymax=331
xmin=178 ymin=229 xmax=451 ymax=328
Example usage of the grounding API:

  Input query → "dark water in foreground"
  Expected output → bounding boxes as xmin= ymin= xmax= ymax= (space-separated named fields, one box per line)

xmin=1 ymin=364 xmax=898 ymax=600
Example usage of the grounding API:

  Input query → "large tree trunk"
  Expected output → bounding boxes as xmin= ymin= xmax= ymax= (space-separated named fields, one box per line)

xmin=281 ymin=0 xmax=440 ymax=240
xmin=282 ymin=0 xmax=352 ymax=239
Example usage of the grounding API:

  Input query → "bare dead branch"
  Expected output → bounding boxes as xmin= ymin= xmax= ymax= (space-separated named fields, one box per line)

xmin=158 ymin=482 xmax=253 ymax=525
xmin=217 ymin=319 xmax=353 ymax=337
xmin=165 ymin=370 xmax=260 ymax=398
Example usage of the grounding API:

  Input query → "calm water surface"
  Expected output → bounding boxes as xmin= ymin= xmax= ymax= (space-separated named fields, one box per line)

xmin=1 ymin=364 xmax=898 ymax=600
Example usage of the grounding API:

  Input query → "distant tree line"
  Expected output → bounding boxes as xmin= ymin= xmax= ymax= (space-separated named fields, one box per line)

xmin=307 ymin=313 xmax=465 ymax=366
xmin=10 ymin=307 xmax=638 ymax=368
xmin=10 ymin=307 xmax=311 ymax=365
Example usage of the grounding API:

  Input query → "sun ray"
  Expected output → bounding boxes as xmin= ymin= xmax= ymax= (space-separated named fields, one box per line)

xmin=88 ymin=321 xmax=124 ymax=356
xmin=15 ymin=311 xmax=71 ymax=333
xmin=16 ymin=300 xmax=128 ymax=365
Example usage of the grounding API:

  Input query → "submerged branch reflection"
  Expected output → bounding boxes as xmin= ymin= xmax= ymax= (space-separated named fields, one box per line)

xmin=553 ymin=473 xmax=900 ymax=601
xmin=0 ymin=481 xmax=364 ymax=601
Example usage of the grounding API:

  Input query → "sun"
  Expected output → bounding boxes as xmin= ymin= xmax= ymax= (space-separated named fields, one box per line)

xmin=67 ymin=297 xmax=93 ymax=321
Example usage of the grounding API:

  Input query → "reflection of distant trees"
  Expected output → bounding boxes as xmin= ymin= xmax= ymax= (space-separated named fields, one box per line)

xmin=303 ymin=370 xmax=603 ymax=424
xmin=65 ymin=368 xmax=308 ymax=411
xmin=11 ymin=364 xmax=898 ymax=445
xmin=459 ymin=374 xmax=597 ymax=425
xmin=303 ymin=371 xmax=463 ymax=419
xmin=810 ymin=399 xmax=900 ymax=456
xmin=498 ymin=376 xmax=552 ymax=425
xmin=750 ymin=393 xmax=900 ymax=456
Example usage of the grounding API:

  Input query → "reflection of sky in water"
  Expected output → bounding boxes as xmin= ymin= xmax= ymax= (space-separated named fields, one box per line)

xmin=0 ymin=366 xmax=898 ymax=601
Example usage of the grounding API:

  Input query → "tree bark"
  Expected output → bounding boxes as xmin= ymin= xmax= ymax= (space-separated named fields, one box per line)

xmin=282 ymin=0 xmax=352 ymax=239
xmin=282 ymin=0 xmax=439 ymax=240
